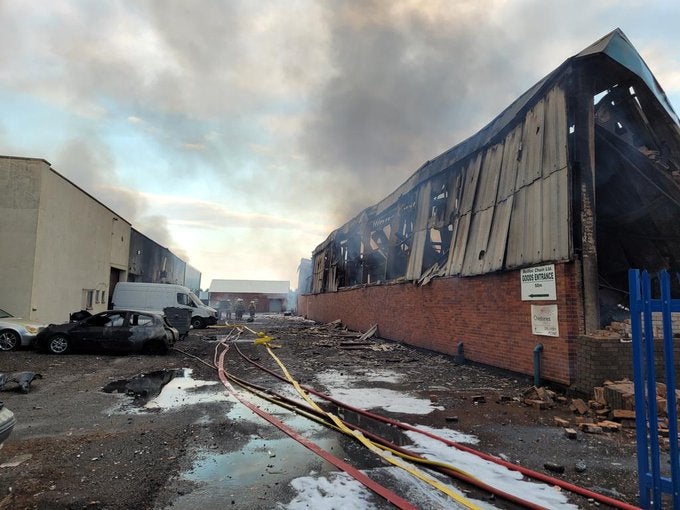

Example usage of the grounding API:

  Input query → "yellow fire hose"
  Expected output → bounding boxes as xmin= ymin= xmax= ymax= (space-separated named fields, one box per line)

xmin=246 ymin=328 xmax=482 ymax=510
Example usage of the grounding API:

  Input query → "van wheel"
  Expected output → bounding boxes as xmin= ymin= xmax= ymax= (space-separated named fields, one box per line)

xmin=191 ymin=317 xmax=206 ymax=329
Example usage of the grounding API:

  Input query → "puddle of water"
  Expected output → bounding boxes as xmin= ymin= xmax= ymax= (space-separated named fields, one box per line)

xmin=186 ymin=435 xmax=336 ymax=487
xmin=225 ymin=394 xmax=329 ymax=439
xmin=145 ymin=371 xmax=230 ymax=410
xmin=102 ymin=368 xmax=184 ymax=405
xmin=171 ymin=422 xmax=347 ymax=508
xmin=104 ymin=368 xmax=234 ymax=414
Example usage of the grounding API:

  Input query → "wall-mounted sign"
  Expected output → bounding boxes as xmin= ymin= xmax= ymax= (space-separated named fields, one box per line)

xmin=520 ymin=264 xmax=556 ymax=301
xmin=531 ymin=304 xmax=559 ymax=337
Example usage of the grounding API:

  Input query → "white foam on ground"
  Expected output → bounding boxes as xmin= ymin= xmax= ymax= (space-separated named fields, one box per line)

xmin=277 ymin=471 xmax=379 ymax=510
xmin=403 ymin=429 xmax=580 ymax=509
xmin=408 ymin=424 xmax=480 ymax=445
xmin=315 ymin=369 xmax=442 ymax=414
xmin=278 ymin=467 xmax=495 ymax=509
xmin=374 ymin=465 xmax=495 ymax=509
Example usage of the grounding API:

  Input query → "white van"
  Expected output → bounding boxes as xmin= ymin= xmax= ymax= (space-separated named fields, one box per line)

xmin=111 ymin=282 xmax=217 ymax=329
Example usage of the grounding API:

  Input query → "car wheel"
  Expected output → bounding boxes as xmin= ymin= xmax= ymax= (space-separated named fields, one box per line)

xmin=191 ymin=317 xmax=206 ymax=329
xmin=47 ymin=334 xmax=70 ymax=355
xmin=0 ymin=330 xmax=20 ymax=351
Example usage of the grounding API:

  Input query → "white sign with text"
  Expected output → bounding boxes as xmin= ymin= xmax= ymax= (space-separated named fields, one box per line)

xmin=520 ymin=264 xmax=556 ymax=301
xmin=531 ymin=304 xmax=559 ymax=337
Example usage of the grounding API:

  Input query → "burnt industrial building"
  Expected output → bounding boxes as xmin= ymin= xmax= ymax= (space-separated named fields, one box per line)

xmin=299 ymin=30 xmax=680 ymax=388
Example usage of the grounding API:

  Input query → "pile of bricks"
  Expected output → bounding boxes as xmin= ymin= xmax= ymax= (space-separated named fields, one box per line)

xmin=604 ymin=312 xmax=680 ymax=339
xmin=523 ymin=382 xmax=635 ymax=438
xmin=604 ymin=319 xmax=632 ymax=338
xmin=549 ymin=378 xmax=680 ymax=440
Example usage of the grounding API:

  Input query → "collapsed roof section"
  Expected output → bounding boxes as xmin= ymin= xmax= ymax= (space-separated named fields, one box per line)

xmin=311 ymin=29 xmax=680 ymax=295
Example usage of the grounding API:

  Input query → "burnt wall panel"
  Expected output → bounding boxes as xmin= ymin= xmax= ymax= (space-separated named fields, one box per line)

xmin=482 ymin=196 xmax=514 ymax=273
xmin=475 ymin=144 xmax=503 ymax=210
xmin=405 ymin=181 xmax=432 ymax=280
xmin=498 ymin=125 xmax=522 ymax=199
xmin=461 ymin=208 xmax=494 ymax=276
xmin=128 ymin=229 xmax=186 ymax=285
xmin=516 ymin=99 xmax=546 ymax=188
xmin=447 ymin=213 xmax=471 ymax=275
xmin=543 ymin=87 xmax=568 ymax=176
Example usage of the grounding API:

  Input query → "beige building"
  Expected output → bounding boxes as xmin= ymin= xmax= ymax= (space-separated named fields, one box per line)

xmin=1 ymin=156 xmax=131 ymax=323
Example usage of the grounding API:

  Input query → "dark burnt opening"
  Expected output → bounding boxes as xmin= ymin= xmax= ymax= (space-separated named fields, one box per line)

xmin=593 ymin=82 xmax=680 ymax=324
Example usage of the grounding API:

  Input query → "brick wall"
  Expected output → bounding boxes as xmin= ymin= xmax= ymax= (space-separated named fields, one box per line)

xmin=573 ymin=335 xmax=633 ymax=394
xmin=299 ymin=262 xmax=585 ymax=384
xmin=573 ymin=333 xmax=680 ymax=395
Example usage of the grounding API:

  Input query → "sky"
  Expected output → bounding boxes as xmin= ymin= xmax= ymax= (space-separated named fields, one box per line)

xmin=1 ymin=1 xmax=679 ymax=290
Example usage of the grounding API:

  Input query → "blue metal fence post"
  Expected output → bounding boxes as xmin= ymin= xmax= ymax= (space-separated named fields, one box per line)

xmin=641 ymin=271 xmax=663 ymax=507
xmin=629 ymin=269 xmax=651 ymax=508
xmin=660 ymin=270 xmax=680 ymax=507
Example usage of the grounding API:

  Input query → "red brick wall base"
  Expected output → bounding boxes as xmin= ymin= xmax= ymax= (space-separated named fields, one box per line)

xmin=298 ymin=262 xmax=585 ymax=385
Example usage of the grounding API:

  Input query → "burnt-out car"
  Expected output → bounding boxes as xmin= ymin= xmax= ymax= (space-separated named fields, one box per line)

xmin=35 ymin=310 xmax=178 ymax=355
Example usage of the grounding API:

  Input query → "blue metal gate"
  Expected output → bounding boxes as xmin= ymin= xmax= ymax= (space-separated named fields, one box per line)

xmin=629 ymin=269 xmax=680 ymax=508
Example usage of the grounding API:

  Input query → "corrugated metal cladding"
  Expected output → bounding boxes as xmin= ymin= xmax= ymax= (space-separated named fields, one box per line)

xmin=310 ymin=83 xmax=571 ymax=290
xmin=448 ymin=85 xmax=570 ymax=276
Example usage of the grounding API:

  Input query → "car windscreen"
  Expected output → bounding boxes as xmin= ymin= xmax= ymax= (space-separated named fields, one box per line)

xmin=0 ymin=309 xmax=11 ymax=319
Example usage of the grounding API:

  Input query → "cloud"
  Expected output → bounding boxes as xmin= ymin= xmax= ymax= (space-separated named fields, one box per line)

xmin=3 ymin=0 xmax=680 ymax=289
xmin=52 ymin=137 xmax=187 ymax=257
xmin=297 ymin=1 xmax=545 ymax=221
xmin=295 ymin=1 xmax=680 ymax=224
xmin=139 ymin=192 xmax=333 ymax=236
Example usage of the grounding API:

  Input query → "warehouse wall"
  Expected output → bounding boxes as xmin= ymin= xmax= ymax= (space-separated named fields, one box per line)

xmin=32 ymin=165 xmax=131 ymax=323
xmin=0 ymin=157 xmax=42 ymax=318
xmin=299 ymin=261 xmax=584 ymax=384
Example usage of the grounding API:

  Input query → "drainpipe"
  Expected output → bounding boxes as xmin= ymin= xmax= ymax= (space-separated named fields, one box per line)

xmin=454 ymin=341 xmax=465 ymax=365
xmin=533 ymin=344 xmax=544 ymax=387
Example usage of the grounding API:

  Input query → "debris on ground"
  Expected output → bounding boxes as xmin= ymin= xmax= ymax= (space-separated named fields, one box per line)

xmin=543 ymin=462 xmax=565 ymax=474
xmin=0 ymin=372 xmax=42 ymax=394
xmin=357 ymin=324 xmax=378 ymax=342
xmin=522 ymin=386 xmax=555 ymax=410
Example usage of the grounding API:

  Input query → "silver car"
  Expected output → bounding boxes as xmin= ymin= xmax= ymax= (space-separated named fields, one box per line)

xmin=0 ymin=403 xmax=15 ymax=445
xmin=0 ymin=308 xmax=45 ymax=351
